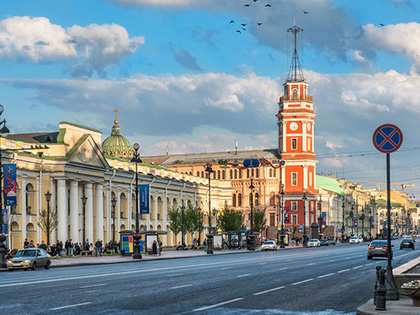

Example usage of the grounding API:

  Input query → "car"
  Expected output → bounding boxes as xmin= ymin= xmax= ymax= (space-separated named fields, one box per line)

xmin=320 ymin=239 xmax=329 ymax=246
xmin=400 ymin=238 xmax=415 ymax=250
xmin=7 ymin=248 xmax=51 ymax=271
xmin=358 ymin=236 xmax=364 ymax=243
xmin=349 ymin=236 xmax=360 ymax=244
xmin=327 ymin=238 xmax=336 ymax=245
xmin=308 ymin=239 xmax=321 ymax=247
xmin=367 ymin=240 xmax=393 ymax=260
xmin=261 ymin=240 xmax=277 ymax=251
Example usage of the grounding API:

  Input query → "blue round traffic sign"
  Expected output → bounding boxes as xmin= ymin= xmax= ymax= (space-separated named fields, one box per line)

xmin=243 ymin=159 xmax=260 ymax=168
xmin=372 ymin=124 xmax=403 ymax=153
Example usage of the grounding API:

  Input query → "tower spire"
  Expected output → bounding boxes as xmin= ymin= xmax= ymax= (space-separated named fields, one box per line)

xmin=287 ymin=25 xmax=304 ymax=82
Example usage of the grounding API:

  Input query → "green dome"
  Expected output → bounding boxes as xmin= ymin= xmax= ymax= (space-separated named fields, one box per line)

xmin=102 ymin=119 xmax=134 ymax=158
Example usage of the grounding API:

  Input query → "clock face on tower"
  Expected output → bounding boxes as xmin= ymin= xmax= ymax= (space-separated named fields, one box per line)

xmin=290 ymin=122 xmax=298 ymax=131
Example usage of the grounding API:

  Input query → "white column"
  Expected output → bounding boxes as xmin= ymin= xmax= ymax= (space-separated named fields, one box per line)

xmin=85 ymin=183 xmax=94 ymax=244
xmin=96 ymin=184 xmax=104 ymax=241
xmin=117 ymin=189 xmax=120 ymax=241
xmin=69 ymin=180 xmax=79 ymax=243
xmin=163 ymin=192 xmax=168 ymax=245
xmin=50 ymin=178 xmax=57 ymax=244
xmin=57 ymin=179 xmax=68 ymax=243
xmin=282 ymin=122 xmax=287 ymax=152
xmin=303 ymin=165 xmax=308 ymax=190
xmin=154 ymin=192 xmax=158 ymax=229
xmin=21 ymin=176 xmax=27 ymax=247
xmin=302 ymin=121 xmax=307 ymax=151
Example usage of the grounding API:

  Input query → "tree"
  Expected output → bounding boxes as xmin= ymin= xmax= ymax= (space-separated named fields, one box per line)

xmin=167 ymin=206 xmax=182 ymax=237
xmin=184 ymin=205 xmax=203 ymax=241
xmin=37 ymin=208 xmax=58 ymax=245
xmin=217 ymin=205 xmax=244 ymax=232
xmin=252 ymin=207 xmax=267 ymax=235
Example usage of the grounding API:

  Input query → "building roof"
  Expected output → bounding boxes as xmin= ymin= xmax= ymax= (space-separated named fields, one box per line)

xmin=7 ymin=132 xmax=59 ymax=144
xmin=316 ymin=175 xmax=343 ymax=195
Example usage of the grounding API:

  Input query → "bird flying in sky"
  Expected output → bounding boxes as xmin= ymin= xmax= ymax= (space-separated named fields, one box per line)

xmin=265 ymin=4 xmax=271 ymax=7
xmin=236 ymin=30 xmax=241 ymax=33
xmin=303 ymin=10 xmax=309 ymax=14
xmin=245 ymin=4 xmax=250 ymax=7
xmin=230 ymin=20 xmax=235 ymax=23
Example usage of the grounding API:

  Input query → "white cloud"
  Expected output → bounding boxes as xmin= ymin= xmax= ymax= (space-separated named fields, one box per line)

xmin=0 ymin=16 xmax=144 ymax=77
xmin=325 ymin=141 xmax=343 ymax=150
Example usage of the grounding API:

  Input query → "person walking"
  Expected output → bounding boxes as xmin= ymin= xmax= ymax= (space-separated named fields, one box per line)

xmin=204 ymin=238 xmax=208 ymax=252
xmin=95 ymin=239 xmax=102 ymax=256
xmin=158 ymin=238 xmax=162 ymax=256
xmin=152 ymin=240 xmax=157 ymax=256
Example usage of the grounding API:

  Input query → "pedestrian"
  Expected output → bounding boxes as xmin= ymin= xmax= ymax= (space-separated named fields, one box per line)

xmin=158 ymin=238 xmax=162 ymax=255
xmin=56 ymin=240 xmax=63 ymax=256
xmin=156 ymin=240 xmax=161 ymax=256
xmin=28 ymin=240 xmax=35 ymax=248
xmin=152 ymin=240 xmax=157 ymax=255
xmin=95 ymin=239 xmax=102 ymax=256
xmin=204 ymin=238 xmax=208 ymax=252
xmin=39 ymin=240 xmax=47 ymax=250
xmin=23 ymin=238 xmax=29 ymax=248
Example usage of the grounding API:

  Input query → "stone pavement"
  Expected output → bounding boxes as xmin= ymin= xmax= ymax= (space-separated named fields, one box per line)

xmin=357 ymin=298 xmax=419 ymax=315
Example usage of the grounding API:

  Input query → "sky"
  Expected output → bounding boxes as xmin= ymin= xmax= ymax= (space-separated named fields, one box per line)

xmin=2 ymin=0 xmax=420 ymax=197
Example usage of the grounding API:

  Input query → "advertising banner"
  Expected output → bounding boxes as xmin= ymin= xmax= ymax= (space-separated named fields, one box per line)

xmin=121 ymin=235 xmax=133 ymax=253
xmin=370 ymin=218 xmax=375 ymax=228
xmin=284 ymin=210 xmax=290 ymax=224
xmin=322 ymin=212 xmax=326 ymax=226
xmin=139 ymin=184 xmax=150 ymax=214
xmin=211 ymin=215 xmax=217 ymax=227
xmin=203 ymin=215 xmax=209 ymax=228
xmin=4 ymin=164 xmax=17 ymax=206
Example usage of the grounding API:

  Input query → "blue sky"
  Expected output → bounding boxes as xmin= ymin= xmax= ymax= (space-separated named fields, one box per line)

xmin=2 ymin=0 xmax=420 ymax=197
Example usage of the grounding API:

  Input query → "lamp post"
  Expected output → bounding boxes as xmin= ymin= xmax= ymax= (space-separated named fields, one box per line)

xmin=131 ymin=143 xmax=142 ymax=259
xmin=302 ymin=191 xmax=307 ymax=246
xmin=81 ymin=194 xmax=87 ymax=244
xmin=0 ymin=104 xmax=10 ymax=268
xmin=280 ymin=185 xmax=285 ymax=248
xmin=318 ymin=195 xmax=322 ymax=234
xmin=350 ymin=203 xmax=354 ymax=236
xmin=341 ymin=196 xmax=345 ymax=242
xmin=111 ymin=197 xmax=117 ymax=245
xmin=360 ymin=208 xmax=365 ymax=240
xmin=205 ymin=162 xmax=214 ymax=233
xmin=181 ymin=205 xmax=185 ymax=249
xmin=249 ymin=178 xmax=255 ymax=235
xmin=45 ymin=191 xmax=52 ymax=246
xmin=197 ymin=207 xmax=201 ymax=246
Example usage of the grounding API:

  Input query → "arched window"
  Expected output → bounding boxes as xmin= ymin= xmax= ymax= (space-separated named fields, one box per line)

xmin=238 ymin=194 xmax=242 ymax=206
xmin=232 ymin=194 xmax=237 ymax=207
xmin=255 ymin=193 xmax=259 ymax=206
xmin=247 ymin=169 xmax=250 ymax=178
xmin=273 ymin=169 xmax=277 ymax=177
xmin=222 ymin=170 xmax=225 ymax=180
xmin=230 ymin=169 xmax=233 ymax=179
xmin=269 ymin=192 xmax=275 ymax=206
xmin=269 ymin=169 xmax=273 ymax=177
xmin=292 ymin=89 xmax=298 ymax=99
xmin=234 ymin=170 xmax=237 ymax=179
xmin=251 ymin=169 xmax=254 ymax=177
xmin=239 ymin=169 xmax=242 ymax=179
xmin=256 ymin=168 xmax=259 ymax=178
xmin=217 ymin=170 xmax=221 ymax=179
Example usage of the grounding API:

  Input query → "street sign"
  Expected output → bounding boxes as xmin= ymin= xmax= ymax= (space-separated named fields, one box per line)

xmin=299 ymin=224 xmax=304 ymax=232
xmin=372 ymin=124 xmax=403 ymax=153
xmin=1 ymin=208 xmax=6 ymax=214
xmin=243 ymin=159 xmax=260 ymax=168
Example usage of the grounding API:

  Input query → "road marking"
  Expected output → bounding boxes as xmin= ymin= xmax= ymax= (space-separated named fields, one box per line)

xmin=236 ymin=274 xmax=251 ymax=278
xmin=167 ymin=273 xmax=183 ymax=277
xmin=50 ymin=302 xmax=92 ymax=310
xmin=317 ymin=273 xmax=334 ymax=279
xmin=80 ymin=284 xmax=107 ymax=289
xmin=192 ymin=297 xmax=244 ymax=312
xmin=306 ymin=263 xmax=316 ymax=266
xmin=221 ymin=267 xmax=232 ymax=270
xmin=170 ymin=284 xmax=193 ymax=290
xmin=329 ymin=259 xmax=336 ymax=262
xmin=253 ymin=286 xmax=285 ymax=296
xmin=291 ymin=278 xmax=314 ymax=285
xmin=338 ymin=269 xmax=350 ymax=273
xmin=352 ymin=266 xmax=363 ymax=269
xmin=365 ymin=263 xmax=374 ymax=266
xmin=278 ymin=267 xmax=288 ymax=271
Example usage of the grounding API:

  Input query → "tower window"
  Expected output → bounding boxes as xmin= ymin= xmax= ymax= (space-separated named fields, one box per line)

xmin=291 ymin=138 xmax=297 ymax=150
xmin=292 ymin=89 xmax=298 ymax=99
xmin=291 ymin=172 xmax=298 ymax=186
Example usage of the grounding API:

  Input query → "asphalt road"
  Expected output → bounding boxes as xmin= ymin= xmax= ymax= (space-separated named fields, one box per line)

xmin=1 ymin=239 xmax=419 ymax=315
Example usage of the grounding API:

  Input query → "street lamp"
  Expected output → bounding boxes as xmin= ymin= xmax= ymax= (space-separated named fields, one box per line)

xmin=341 ymin=196 xmax=345 ymax=242
xmin=350 ymin=203 xmax=354 ymax=236
xmin=181 ymin=205 xmax=185 ymax=249
xmin=318 ymin=195 xmax=322 ymax=234
xmin=0 ymin=104 xmax=10 ymax=268
xmin=205 ymin=162 xmax=214 ymax=233
xmin=45 ymin=191 xmax=52 ymax=246
xmin=81 ymin=194 xmax=87 ymax=245
xmin=360 ymin=207 xmax=366 ymax=240
xmin=249 ymin=178 xmax=255 ymax=235
xmin=111 ymin=197 xmax=117 ymax=246
xmin=302 ymin=191 xmax=307 ymax=246
xmin=131 ymin=142 xmax=142 ymax=259
xmin=280 ymin=185 xmax=285 ymax=248
xmin=197 ymin=207 xmax=201 ymax=246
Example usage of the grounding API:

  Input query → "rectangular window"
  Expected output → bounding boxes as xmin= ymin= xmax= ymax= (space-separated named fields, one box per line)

xmin=307 ymin=138 xmax=311 ymax=151
xmin=309 ymin=172 xmax=312 ymax=187
xmin=292 ymin=214 xmax=297 ymax=226
xmin=291 ymin=172 xmax=298 ymax=186
xmin=269 ymin=213 xmax=275 ymax=227
xmin=291 ymin=201 xmax=298 ymax=211
xmin=291 ymin=138 xmax=297 ymax=150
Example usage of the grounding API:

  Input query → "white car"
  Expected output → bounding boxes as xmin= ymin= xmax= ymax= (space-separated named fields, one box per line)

xmin=307 ymin=239 xmax=321 ymax=247
xmin=261 ymin=240 xmax=277 ymax=251
xmin=349 ymin=236 xmax=360 ymax=244
xmin=358 ymin=236 xmax=363 ymax=243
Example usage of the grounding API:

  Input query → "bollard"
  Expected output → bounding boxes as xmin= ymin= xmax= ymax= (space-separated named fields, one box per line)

xmin=375 ymin=267 xmax=387 ymax=311
xmin=374 ymin=266 xmax=381 ymax=305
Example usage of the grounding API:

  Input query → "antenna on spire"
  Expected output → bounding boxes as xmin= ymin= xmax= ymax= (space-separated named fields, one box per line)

xmin=287 ymin=25 xmax=305 ymax=82
xmin=114 ymin=109 xmax=119 ymax=125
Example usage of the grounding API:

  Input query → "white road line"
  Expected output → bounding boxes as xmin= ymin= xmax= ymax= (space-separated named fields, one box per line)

xmin=167 ymin=273 xmax=183 ymax=277
xmin=278 ymin=267 xmax=288 ymax=271
xmin=317 ymin=273 xmax=334 ymax=279
xmin=236 ymin=274 xmax=251 ymax=278
xmin=192 ymin=297 xmax=244 ymax=312
xmin=365 ymin=263 xmax=374 ymax=266
xmin=221 ymin=267 xmax=232 ymax=270
xmin=338 ymin=269 xmax=350 ymax=273
xmin=80 ymin=284 xmax=107 ymax=289
xmin=291 ymin=278 xmax=314 ymax=286
xmin=306 ymin=263 xmax=316 ymax=266
xmin=253 ymin=286 xmax=285 ymax=296
xmin=170 ymin=284 xmax=193 ymax=290
xmin=329 ymin=259 xmax=336 ymax=262
xmin=50 ymin=302 xmax=92 ymax=310
xmin=352 ymin=266 xmax=363 ymax=269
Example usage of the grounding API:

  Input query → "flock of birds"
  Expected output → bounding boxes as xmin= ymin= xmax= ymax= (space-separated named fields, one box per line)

xmin=232 ymin=1 xmax=310 ymax=34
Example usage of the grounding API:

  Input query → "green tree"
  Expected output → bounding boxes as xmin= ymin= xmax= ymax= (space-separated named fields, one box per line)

xmin=217 ymin=205 xmax=244 ymax=232
xmin=252 ymin=207 xmax=267 ymax=235
xmin=167 ymin=206 xmax=182 ymax=236
xmin=184 ymin=205 xmax=203 ymax=240
xmin=37 ymin=208 xmax=58 ymax=245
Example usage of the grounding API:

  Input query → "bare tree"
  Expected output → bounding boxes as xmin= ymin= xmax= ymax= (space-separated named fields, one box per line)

xmin=37 ymin=208 xmax=58 ymax=245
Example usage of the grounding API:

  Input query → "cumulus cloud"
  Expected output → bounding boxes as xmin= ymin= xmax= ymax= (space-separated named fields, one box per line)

xmin=0 ymin=16 xmax=144 ymax=77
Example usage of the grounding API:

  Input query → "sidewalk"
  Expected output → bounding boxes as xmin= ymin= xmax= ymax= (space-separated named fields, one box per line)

xmin=1 ymin=244 xmax=307 ymax=271
xmin=357 ymin=298 xmax=418 ymax=315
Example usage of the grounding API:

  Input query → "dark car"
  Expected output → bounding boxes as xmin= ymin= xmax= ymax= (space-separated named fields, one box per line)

xmin=400 ymin=238 xmax=415 ymax=250
xmin=327 ymin=238 xmax=336 ymax=245
xmin=367 ymin=240 xmax=393 ymax=260
xmin=320 ymin=239 xmax=329 ymax=246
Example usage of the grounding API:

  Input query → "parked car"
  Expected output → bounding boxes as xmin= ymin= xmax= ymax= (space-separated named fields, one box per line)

xmin=7 ymin=248 xmax=51 ymax=271
xmin=367 ymin=240 xmax=393 ymax=260
xmin=400 ymin=238 xmax=415 ymax=250
xmin=327 ymin=238 xmax=336 ymax=245
xmin=261 ymin=240 xmax=277 ymax=251
xmin=308 ymin=239 xmax=321 ymax=247
xmin=358 ymin=236 xmax=364 ymax=243
xmin=349 ymin=236 xmax=360 ymax=244
xmin=320 ymin=239 xmax=329 ymax=246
